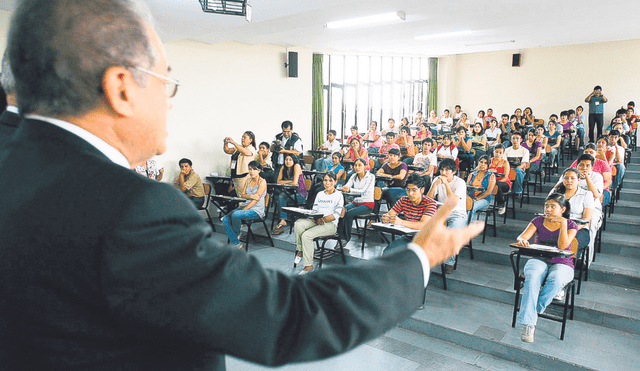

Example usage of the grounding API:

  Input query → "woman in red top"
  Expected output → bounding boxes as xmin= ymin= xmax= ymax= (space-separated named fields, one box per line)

xmin=489 ymin=144 xmax=511 ymax=214
xmin=344 ymin=137 xmax=370 ymax=170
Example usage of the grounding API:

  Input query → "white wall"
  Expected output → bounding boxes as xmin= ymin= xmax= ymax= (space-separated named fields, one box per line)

xmin=438 ymin=39 xmax=640 ymax=127
xmin=160 ymin=41 xmax=313 ymax=182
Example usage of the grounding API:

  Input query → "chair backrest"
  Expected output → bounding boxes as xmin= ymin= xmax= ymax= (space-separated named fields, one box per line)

xmin=466 ymin=195 xmax=474 ymax=211
xmin=303 ymin=155 xmax=314 ymax=170
xmin=368 ymin=159 xmax=375 ymax=170
xmin=372 ymin=187 xmax=383 ymax=214
xmin=200 ymin=183 xmax=212 ymax=210
xmin=304 ymin=178 xmax=312 ymax=191
xmin=508 ymin=168 xmax=517 ymax=181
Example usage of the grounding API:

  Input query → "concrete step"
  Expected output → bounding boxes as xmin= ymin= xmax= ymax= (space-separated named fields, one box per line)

xmin=403 ymin=288 xmax=640 ymax=371
xmin=427 ymin=258 xmax=640 ymax=335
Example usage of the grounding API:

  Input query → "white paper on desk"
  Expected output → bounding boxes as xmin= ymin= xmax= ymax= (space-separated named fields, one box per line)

xmin=371 ymin=222 xmax=419 ymax=234
xmin=526 ymin=244 xmax=562 ymax=252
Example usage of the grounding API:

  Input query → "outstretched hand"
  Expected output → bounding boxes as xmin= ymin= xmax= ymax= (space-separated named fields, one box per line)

xmin=411 ymin=197 xmax=484 ymax=268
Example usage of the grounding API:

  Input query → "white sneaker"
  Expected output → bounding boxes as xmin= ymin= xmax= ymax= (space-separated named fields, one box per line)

xmin=298 ymin=266 xmax=314 ymax=275
xmin=554 ymin=288 xmax=566 ymax=301
xmin=521 ymin=325 xmax=535 ymax=343
xmin=294 ymin=252 xmax=302 ymax=266
xmin=498 ymin=205 xmax=506 ymax=215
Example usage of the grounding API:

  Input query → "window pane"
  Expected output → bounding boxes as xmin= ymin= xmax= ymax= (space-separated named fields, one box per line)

xmin=371 ymin=85 xmax=382 ymax=129
xmin=344 ymin=85 xmax=356 ymax=132
xmin=322 ymin=56 xmax=330 ymax=86
xmin=382 ymin=57 xmax=392 ymax=82
xmin=358 ymin=56 xmax=370 ymax=84
xmin=356 ymin=85 xmax=369 ymax=128
xmin=345 ymin=56 xmax=357 ymax=85
xmin=382 ymin=84 xmax=392 ymax=127
xmin=392 ymin=57 xmax=402 ymax=82
xmin=412 ymin=58 xmax=421 ymax=81
xmin=330 ymin=86 xmax=343 ymax=135
xmin=330 ymin=55 xmax=344 ymax=85
xmin=323 ymin=87 xmax=329 ymax=132
xmin=392 ymin=83 xmax=402 ymax=120
xmin=370 ymin=56 xmax=381 ymax=83
xmin=420 ymin=58 xmax=429 ymax=80
xmin=403 ymin=57 xmax=411 ymax=82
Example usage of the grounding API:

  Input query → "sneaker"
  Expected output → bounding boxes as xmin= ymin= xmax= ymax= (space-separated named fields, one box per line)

xmin=238 ymin=234 xmax=246 ymax=242
xmin=498 ymin=204 xmax=506 ymax=215
xmin=521 ymin=325 xmax=535 ymax=343
xmin=444 ymin=264 xmax=454 ymax=274
xmin=298 ymin=265 xmax=314 ymax=275
xmin=554 ymin=288 xmax=566 ymax=301
xmin=293 ymin=252 xmax=302 ymax=266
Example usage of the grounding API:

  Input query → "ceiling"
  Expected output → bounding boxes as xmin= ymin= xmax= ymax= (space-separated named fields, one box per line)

xmin=1 ymin=0 xmax=638 ymax=56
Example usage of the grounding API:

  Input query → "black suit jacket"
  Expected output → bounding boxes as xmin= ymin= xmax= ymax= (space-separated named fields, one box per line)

xmin=0 ymin=119 xmax=425 ymax=370
xmin=0 ymin=109 xmax=21 ymax=150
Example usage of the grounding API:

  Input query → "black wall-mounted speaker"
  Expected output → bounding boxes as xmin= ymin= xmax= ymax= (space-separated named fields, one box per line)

xmin=512 ymin=53 xmax=521 ymax=67
xmin=288 ymin=51 xmax=298 ymax=78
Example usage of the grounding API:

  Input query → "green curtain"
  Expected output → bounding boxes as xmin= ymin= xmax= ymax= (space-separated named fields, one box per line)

xmin=428 ymin=57 xmax=438 ymax=114
xmin=312 ymin=54 xmax=324 ymax=150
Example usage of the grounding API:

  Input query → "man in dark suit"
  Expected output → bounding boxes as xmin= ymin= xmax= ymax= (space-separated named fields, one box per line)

xmin=0 ymin=1 xmax=482 ymax=370
xmin=0 ymin=51 xmax=20 ymax=149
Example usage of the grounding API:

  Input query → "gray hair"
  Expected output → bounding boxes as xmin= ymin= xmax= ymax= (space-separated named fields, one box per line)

xmin=8 ymin=0 xmax=158 ymax=117
xmin=1 ymin=50 xmax=16 ymax=95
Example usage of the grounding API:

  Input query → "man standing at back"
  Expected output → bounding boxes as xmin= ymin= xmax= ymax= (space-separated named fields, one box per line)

xmin=585 ymin=85 xmax=608 ymax=142
xmin=0 ymin=1 xmax=482 ymax=370
xmin=0 ymin=51 xmax=20 ymax=149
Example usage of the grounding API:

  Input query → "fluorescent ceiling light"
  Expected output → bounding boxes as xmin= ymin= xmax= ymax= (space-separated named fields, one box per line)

xmin=325 ymin=11 xmax=406 ymax=29
xmin=414 ymin=30 xmax=475 ymax=41
xmin=466 ymin=40 xmax=516 ymax=46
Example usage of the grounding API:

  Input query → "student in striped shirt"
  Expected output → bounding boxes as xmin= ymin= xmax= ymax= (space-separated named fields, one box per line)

xmin=382 ymin=174 xmax=438 ymax=255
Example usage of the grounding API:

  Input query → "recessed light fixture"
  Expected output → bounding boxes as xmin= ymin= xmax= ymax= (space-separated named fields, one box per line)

xmin=324 ymin=11 xmax=406 ymax=29
xmin=466 ymin=40 xmax=516 ymax=46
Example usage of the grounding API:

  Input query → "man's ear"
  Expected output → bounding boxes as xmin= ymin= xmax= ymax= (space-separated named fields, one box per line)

xmin=102 ymin=66 xmax=137 ymax=117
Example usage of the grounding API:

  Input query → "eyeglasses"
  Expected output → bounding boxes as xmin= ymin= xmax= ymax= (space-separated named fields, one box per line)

xmin=135 ymin=67 xmax=180 ymax=98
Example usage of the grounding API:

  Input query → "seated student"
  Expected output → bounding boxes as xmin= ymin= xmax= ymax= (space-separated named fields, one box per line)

xmin=306 ymin=152 xmax=345 ymax=207
xmin=550 ymin=168 xmax=593 ymax=257
xmin=607 ymin=121 xmax=630 ymax=148
xmin=514 ymin=193 xmax=578 ymax=343
xmin=547 ymin=113 xmax=560 ymax=133
xmin=575 ymin=106 xmax=587 ymax=149
xmin=376 ymin=148 xmax=408 ymax=208
xmin=474 ymin=110 xmax=486 ymax=126
xmin=453 ymin=104 xmax=463 ymax=120
xmin=484 ymin=108 xmax=496 ymax=126
xmin=345 ymin=125 xmax=362 ymax=146
xmin=223 ymin=131 xmax=257 ymax=197
xmin=467 ymin=155 xmax=496 ymax=221
xmin=427 ymin=158 xmax=467 ymax=273
xmin=363 ymin=121 xmax=383 ymax=154
xmin=607 ymin=130 xmax=626 ymax=191
xmin=485 ymin=118 xmax=502 ymax=148
xmin=499 ymin=113 xmax=513 ymax=147
xmin=426 ymin=110 xmax=439 ymax=135
xmin=344 ymin=136 xmax=370 ymax=178
xmin=455 ymin=112 xmax=470 ymax=132
xmin=272 ymin=154 xmax=308 ymax=235
xmin=435 ymin=133 xmax=459 ymax=167
xmin=222 ymin=161 xmax=267 ymax=250
xmin=293 ymin=172 xmax=344 ymax=275
xmin=558 ymin=110 xmax=574 ymax=150
xmin=173 ymin=158 xmax=205 ymax=208
xmin=522 ymin=128 xmax=544 ymax=176
xmin=568 ymin=109 xmax=582 ymax=150
xmin=510 ymin=114 xmax=522 ymax=136
xmin=314 ymin=129 xmax=342 ymax=172
xmin=339 ymin=158 xmax=376 ymax=242
xmin=439 ymin=109 xmax=454 ymax=132
xmin=522 ymin=107 xmax=535 ymax=128
xmin=534 ymin=124 xmax=548 ymax=165
xmin=382 ymin=174 xmax=438 ymax=255
xmin=381 ymin=118 xmax=399 ymax=136
xmin=489 ymin=144 xmax=511 ymax=214
xmin=503 ymin=131 xmax=529 ymax=196
xmin=414 ymin=121 xmax=433 ymax=142
xmin=411 ymin=137 xmax=437 ymax=192
xmin=374 ymin=132 xmax=400 ymax=170
xmin=571 ymin=144 xmax=612 ymax=207
xmin=256 ymin=141 xmax=275 ymax=186
xmin=470 ymin=122 xmax=488 ymax=161
xmin=545 ymin=122 xmax=561 ymax=168
xmin=396 ymin=125 xmax=417 ymax=165
xmin=454 ymin=126 xmax=474 ymax=176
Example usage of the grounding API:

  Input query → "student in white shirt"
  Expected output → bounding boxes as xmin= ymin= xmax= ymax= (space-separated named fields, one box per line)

xmin=315 ymin=129 xmax=343 ymax=172
xmin=503 ymin=131 xmax=529 ymax=195
xmin=294 ymin=172 xmax=344 ymax=275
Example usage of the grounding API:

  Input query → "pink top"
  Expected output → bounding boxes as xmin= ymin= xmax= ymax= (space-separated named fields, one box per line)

xmin=364 ymin=130 xmax=383 ymax=147
xmin=571 ymin=158 xmax=612 ymax=191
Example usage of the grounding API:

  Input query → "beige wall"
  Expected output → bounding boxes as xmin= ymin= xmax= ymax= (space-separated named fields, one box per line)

xmin=160 ymin=41 xmax=312 ymax=182
xmin=438 ymin=40 xmax=640 ymax=128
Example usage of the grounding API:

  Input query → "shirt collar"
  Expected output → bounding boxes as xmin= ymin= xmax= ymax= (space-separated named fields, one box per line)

xmin=24 ymin=114 xmax=131 ymax=169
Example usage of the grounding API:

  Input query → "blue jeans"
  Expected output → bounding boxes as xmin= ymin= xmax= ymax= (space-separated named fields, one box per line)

xmin=513 ymin=167 xmax=525 ymax=194
xmin=517 ymin=259 xmax=574 ymax=326
xmin=611 ymin=164 xmax=625 ymax=191
xmin=367 ymin=147 xmax=380 ymax=154
xmin=444 ymin=213 xmax=468 ymax=266
xmin=314 ymin=157 xmax=332 ymax=172
xmin=576 ymin=127 xmax=585 ymax=146
xmin=380 ymin=187 xmax=407 ymax=210
xmin=469 ymin=197 xmax=491 ymax=222
xmin=340 ymin=203 xmax=373 ymax=241
xmin=276 ymin=192 xmax=307 ymax=220
xmin=602 ymin=189 xmax=611 ymax=206
xmin=222 ymin=209 xmax=261 ymax=244
xmin=190 ymin=196 xmax=205 ymax=208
